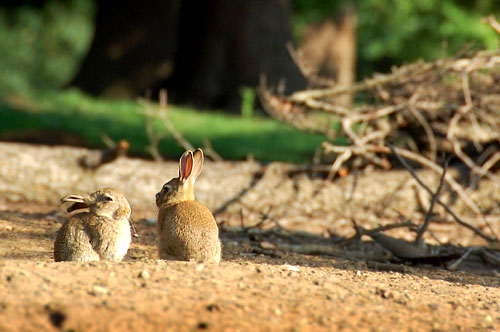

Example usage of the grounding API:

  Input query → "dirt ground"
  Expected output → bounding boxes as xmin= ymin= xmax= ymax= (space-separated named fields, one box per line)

xmin=0 ymin=143 xmax=499 ymax=332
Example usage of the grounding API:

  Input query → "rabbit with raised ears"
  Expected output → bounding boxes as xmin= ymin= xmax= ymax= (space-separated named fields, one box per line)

xmin=54 ymin=188 xmax=132 ymax=262
xmin=156 ymin=149 xmax=221 ymax=263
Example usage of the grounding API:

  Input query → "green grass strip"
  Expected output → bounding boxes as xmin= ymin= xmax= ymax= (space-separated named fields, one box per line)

xmin=0 ymin=89 xmax=334 ymax=163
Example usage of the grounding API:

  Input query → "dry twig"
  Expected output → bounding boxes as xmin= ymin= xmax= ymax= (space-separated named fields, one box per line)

xmin=261 ymin=51 xmax=500 ymax=175
xmin=323 ymin=142 xmax=481 ymax=214
xmin=288 ymin=61 xmax=435 ymax=102
xmin=447 ymin=247 xmax=475 ymax=270
xmin=482 ymin=15 xmax=500 ymax=35
xmin=352 ymin=219 xmax=417 ymax=236
xmin=261 ymin=50 xmax=500 ymax=248
xmin=286 ymin=43 xmax=336 ymax=88
xmin=140 ymin=89 xmax=222 ymax=161
xmin=387 ymin=144 xmax=498 ymax=243
xmin=156 ymin=89 xmax=195 ymax=152
xmin=202 ymin=138 xmax=224 ymax=162
xmin=415 ymin=156 xmax=450 ymax=244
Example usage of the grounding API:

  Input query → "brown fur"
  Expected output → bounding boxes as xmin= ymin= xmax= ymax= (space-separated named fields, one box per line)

xmin=54 ymin=188 xmax=132 ymax=262
xmin=156 ymin=149 xmax=221 ymax=263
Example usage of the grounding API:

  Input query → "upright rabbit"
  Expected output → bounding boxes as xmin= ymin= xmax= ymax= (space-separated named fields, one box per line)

xmin=54 ymin=188 xmax=132 ymax=262
xmin=156 ymin=149 xmax=221 ymax=263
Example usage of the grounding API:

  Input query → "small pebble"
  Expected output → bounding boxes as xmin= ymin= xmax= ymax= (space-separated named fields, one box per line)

xmin=287 ymin=265 xmax=300 ymax=272
xmin=138 ymin=270 xmax=150 ymax=280
xmin=428 ymin=303 xmax=439 ymax=310
xmin=260 ymin=241 xmax=277 ymax=250
xmin=90 ymin=285 xmax=108 ymax=295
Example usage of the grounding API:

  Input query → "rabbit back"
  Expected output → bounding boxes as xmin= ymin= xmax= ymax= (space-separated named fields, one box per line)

xmin=157 ymin=200 xmax=221 ymax=263
xmin=54 ymin=213 xmax=131 ymax=262
xmin=54 ymin=215 xmax=99 ymax=262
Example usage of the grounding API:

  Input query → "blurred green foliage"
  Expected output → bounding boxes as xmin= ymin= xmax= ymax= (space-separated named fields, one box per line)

xmin=0 ymin=0 xmax=95 ymax=93
xmin=239 ymin=86 xmax=256 ymax=119
xmin=293 ymin=0 xmax=500 ymax=77
xmin=0 ymin=90 xmax=330 ymax=162
xmin=1 ymin=0 xmax=499 ymax=93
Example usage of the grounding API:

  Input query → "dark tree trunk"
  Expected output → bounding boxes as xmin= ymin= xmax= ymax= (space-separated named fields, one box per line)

xmin=70 ymin=0 xmax=182 ymax=97
xmin=70 ymin=0 xmax=305 ymax=111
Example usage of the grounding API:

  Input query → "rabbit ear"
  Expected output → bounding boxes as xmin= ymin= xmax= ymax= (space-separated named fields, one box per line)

xmin=190 ymin=148 xmax=204 ymax=181
xmin=61 ymin=194 xmax=89 ymax=212
xmin=179 ymin=150 xmax=194 ymax=182
xmin=66 ymin=202 xmax=88 ymax=213
xmin=61 ymin=194 xmax=86 ymax=204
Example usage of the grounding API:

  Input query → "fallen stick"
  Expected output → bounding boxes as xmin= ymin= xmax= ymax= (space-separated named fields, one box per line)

xmin=447 ymin=247 xmax=475 ymax=270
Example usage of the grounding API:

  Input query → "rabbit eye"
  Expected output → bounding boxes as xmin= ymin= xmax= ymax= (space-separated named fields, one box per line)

xmin=104 ymin=195 xmax=114 ymax=202
xmin=162 ymin=185 xmax=171 ymax=193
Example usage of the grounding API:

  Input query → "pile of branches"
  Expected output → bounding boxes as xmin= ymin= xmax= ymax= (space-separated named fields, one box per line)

xmin=260 ymin=50 xmax=500 ymax=216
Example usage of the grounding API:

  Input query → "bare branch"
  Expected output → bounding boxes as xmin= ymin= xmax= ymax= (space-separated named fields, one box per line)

xmin=460 ymin=72 xmax=473 ymax=112
xmin=263 ymin=49 xmax=500 ymax=248
xmin=289 ymin=62 xmax=434 ymax=102
xmin=140 ymin=89 xmax=223 ymax=162
xmin=415 ymin=156 xmax=450 ymax=244
xmin=387 ymin=144 xmax=497 ymax=243
xmin=286 ymin=43 xmax=336 ymax=87
xmin=323 ymin=142 xmax=481 ymax=215
xmin=408 ymin=93 xmax=437 ymax=161
xmin=327 ymin=150 xmax=352 ymax=180
xmin=143 ymin=109 xmax=164 ymax=162
xmin=481 ymin=151 xmax=500 ymax=175
xmin=353 ymin=220 xmax=417 ymax=236
xmin=202 ymin=138 xmax=224 ymax=162
xmin=157 ymin=89 xmax=195 ymax=152
xmin=447 ymin=247 xmax=475 ymax=270
xmin=141 ymin=90 xmax=164 ymax=162
xmin=482 ymin=15 xmax=500 ymax=35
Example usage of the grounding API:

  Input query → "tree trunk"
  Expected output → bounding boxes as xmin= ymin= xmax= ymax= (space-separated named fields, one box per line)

xmin=70 ymin=0 xmax=306 ymax=111
xmin=70 ymin=0 xmax=181 ymax=97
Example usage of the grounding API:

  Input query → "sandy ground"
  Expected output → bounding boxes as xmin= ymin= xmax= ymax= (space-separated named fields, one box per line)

xmin=0 ymin=143 xmax=499 ymax=331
